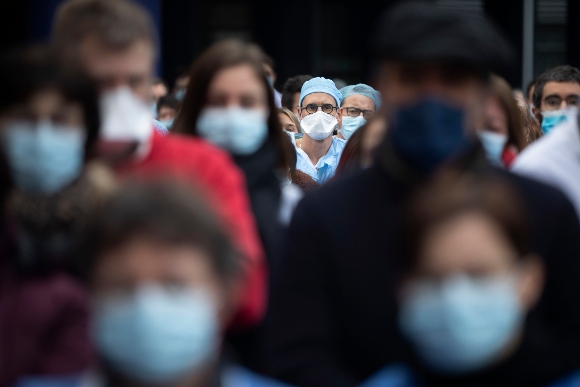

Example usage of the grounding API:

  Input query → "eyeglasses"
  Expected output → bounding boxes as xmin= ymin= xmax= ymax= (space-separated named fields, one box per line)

xmin=543 ymin=94 xmax=580 ymax=110
xmin=300 ymin=103 xmax=338 ymax=115
xmin=343 ymin=107 xmax=375 ymax=120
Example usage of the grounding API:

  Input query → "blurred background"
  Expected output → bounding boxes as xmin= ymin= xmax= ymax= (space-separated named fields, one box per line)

xmin=1 ymin=0 xmax=576 ymax=91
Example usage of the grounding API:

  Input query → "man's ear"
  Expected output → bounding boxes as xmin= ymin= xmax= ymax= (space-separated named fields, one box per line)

xmin=516 ymin=254 xmax=545 ymax=311
xmin=532 ymin=106 xmax=542 ymax=124
xmin=336 ymin=106 xmax=343 ymax=129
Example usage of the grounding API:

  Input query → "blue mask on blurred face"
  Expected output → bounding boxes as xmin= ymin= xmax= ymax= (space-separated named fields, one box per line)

xmin=160 ymin=118 xmax=174 ymax=130
xmin=1 ymin=121 xmax=85 ymax=194
xmin=197 ymin=107 xmax=269 ymax=155
xmin=389 ymin=98 xmax=472 ymax=174
xmin=540 ymin=110 xmax=569 ymax=134
xmin=477 ymin=131 xmax=507 ymax=167
xmin=399 ymin=275 xmax=523 ymax=374
xmin=341 ymin=116 xmax=366 ymax=140
xmin=93 ymin=286 xmax=219 ymax=384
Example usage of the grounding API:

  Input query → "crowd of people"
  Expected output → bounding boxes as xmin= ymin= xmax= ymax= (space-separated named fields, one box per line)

xmin=3 ymin=0 xmax=580 ymax=386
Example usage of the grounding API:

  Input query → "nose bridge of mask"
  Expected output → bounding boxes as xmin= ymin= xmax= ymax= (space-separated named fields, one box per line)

xmin=100 ymin=86 xmax=152 ymax=142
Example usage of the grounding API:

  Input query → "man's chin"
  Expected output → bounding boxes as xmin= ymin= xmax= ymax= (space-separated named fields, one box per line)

xmin=90 ymin=140 xmax=139 ymax=165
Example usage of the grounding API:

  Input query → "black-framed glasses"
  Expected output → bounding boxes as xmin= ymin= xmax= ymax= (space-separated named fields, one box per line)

xmin=344 ymin=107 xmax=375 ymax=120
xmin=301 ymin=103 xmax=338 ymax=115
xmin=542 ymin=94 xmax=580 ymax=110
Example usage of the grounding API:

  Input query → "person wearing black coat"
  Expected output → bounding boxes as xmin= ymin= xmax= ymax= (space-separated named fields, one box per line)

xmin=264 ymin=3 xmax=580 ymax=387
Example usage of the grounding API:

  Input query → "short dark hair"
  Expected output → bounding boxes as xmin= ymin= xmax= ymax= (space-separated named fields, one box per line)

xmin=52 ymin=0 xmax=157 ymax=65
xmin=157 ymin=95 xmax=179 ymax=113
xmin=83 ymin=179 xmax=242 ymax=282
xmin=262 ymin=53 xmax=275 ymax=69
xmin=532 ymin=65 xmax=580 ymax=109
xmin=402 ymin=172 xmax=531 ymax=271
xmin=281 ymin=75 xmax=313 ymax=110
xmin=0 ymin=47 xmax=100 ymax=158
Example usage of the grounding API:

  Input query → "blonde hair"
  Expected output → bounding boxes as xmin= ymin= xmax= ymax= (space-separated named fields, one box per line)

xmin=279 ymin=108 xmax=302 ymax=133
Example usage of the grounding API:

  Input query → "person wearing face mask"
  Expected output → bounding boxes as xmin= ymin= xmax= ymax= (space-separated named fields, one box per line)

xmin=476 ymin=75 xmax=527 ymax=168
xmin=337 ymin=84 xmax=381 ymax=141
xmin=52 ymin=0 xmax=266 ymax=329
xmin=156 ymin=95 xmax=180 ymax=131
xmin=265 ymin=3 xmax=580 ymax=387
xmin=529 ymin=65 xmax=580 ymax=135
xmin=295 ymin=77 xmax=346 ymax=184
xmin=78 ymin=180 xmax=293 ymax=387
xmin=172 ymin=39 xmax=300 ymax=371
xmin=363 ymin=173 xmax=580 ymax=387
xmin=0 ymin=47 xmax=111 ymax=386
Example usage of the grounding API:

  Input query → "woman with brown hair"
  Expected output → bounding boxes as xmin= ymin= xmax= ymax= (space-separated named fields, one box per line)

xmin=477 ymin=75 xmax=527 ymax=168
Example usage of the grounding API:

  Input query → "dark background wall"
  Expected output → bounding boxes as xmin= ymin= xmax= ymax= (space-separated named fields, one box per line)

xmin=1 ymin=0 xmax=578 ymax=90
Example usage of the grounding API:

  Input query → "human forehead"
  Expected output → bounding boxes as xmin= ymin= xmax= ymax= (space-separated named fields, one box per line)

xmin=79 ymin=37 xmax=154 ymax=76
xmin=209 ymin=65 xmax=264 ymax=94
xmin=342 ymin=94 xmax=375 ymax=110
xmin=302 ymin=92 xmax=337 ymax=106
xmin=541 ymin=81 xmax=580 ymax=99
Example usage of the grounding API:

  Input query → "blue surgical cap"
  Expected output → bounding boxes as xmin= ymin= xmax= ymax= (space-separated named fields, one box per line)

xmin=299 ymin=77 xmax=342 ymax=107
xmin=339 ymin=84 xmax=382 ymax=109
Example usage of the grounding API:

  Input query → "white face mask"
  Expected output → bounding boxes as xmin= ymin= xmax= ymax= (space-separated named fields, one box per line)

xmin=300 ymin=110 xmax=337 ymax=140
xmin=100 ymin=87 xmax=153 ymax=156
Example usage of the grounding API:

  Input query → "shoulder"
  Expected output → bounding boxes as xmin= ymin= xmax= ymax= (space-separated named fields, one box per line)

xmin=513 ymin=121 xmax=579 ymax=172
xmin=155 ymin=133 xmax=238 ymax=169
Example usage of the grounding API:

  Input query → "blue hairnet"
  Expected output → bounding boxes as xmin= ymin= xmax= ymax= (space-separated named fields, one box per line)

xmin=299 ymin=77 xmax=342 ymax=107
xmin=339 ymin=84 xmax=382 ymax=109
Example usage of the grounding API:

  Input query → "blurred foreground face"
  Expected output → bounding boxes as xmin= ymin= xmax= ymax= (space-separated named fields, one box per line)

xmin=0 ymin=89 xmax=86 ymax=194
xmin=377 ymin=61 xmax=486 ymax=173
xmin=79 ymin=37 xmax=154 ymax=101
xmin=399 ymin=212 xmax=543 ymax=374
xmin=92 ymin=237 xmax=229 ymax=384
xmin=196 ymin=64 xmax=270 ymax=156
xmin=151 ymin=83 xmax=168 ymax=103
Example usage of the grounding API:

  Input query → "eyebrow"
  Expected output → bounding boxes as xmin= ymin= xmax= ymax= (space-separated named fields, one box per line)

xmin=543 ymin=93 xmax=579 ymax=99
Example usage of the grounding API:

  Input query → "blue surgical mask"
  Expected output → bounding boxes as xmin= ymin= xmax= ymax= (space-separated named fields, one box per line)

xmin=341 ymin=116 xmax=366 ymax=140
xmin=160 ymin=118 xmax=174 ymax=130
xmin=175 ymin=88 xmax=186 ymax=102
xmin=399 ymin=275 xmax=523 ymax=374
xmin=540 ymin=109 xmax=569 ymax=134
xmin=477 ymin=130 xmax=508 ymax=167
xmin=93 ymin=286 xmax=218 ymax=384
xmin=389 ymin=98 xmax=472 ymax=174
xmin=150 ymin=102 xmax=158 ymax=119
xmin=197 ymin=107 xmax=269 ymax=155
xmin=1 ymin=121 xmax=85 ymax=194
xmin=267 ymin=76 xmax=275 ymax=88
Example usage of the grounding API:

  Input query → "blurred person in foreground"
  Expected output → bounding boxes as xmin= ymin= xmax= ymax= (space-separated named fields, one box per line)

xmin=281 ymin=75 xmax=313 ymax=116
xmin=363 ymin=174 xmax=580 ymax=387
xmin=172 ymin=40 xmax=302 ymax=371
xmin=530 ymin=65 xmax=580 ymax=135
xmin=82 ymin=181 xmax=293 ymax=387
xmin=295 ymin=77 xmax=345 ymax=184
xmin=476 ymin=75 xmax=527 ymax=168
xmin=337 ymin=84 xmax=381 ymax=141
xmin=52 ymin=0 xmax=266 ymax=327
xmin=0 ymin=48 xmax=111 ymax=386
xmin=265 ymin=2 xmax=580 ymax=387
xmin=149 ymin=77 xmax=168 ymax=118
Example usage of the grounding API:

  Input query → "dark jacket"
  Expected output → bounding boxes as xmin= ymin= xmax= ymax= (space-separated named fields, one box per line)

xmin=264 ymin=145 xmax=580 ymax=387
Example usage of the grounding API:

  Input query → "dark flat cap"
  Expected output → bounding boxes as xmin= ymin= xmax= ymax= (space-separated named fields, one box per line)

xmin=373 ymin=1 xmax=515 ymax=74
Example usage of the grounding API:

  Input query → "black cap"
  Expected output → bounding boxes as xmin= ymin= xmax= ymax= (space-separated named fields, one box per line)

xmin=373 ymin=1 xmax=515 ymax=75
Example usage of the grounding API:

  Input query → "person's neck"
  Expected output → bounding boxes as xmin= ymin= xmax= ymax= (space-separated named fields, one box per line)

xmin=301 ymin=135 xmax=333 ymax=165
xmin=336 ymin=131 xmax=346 ymax=140
xmin=116 ymin=363 xmax=216 ymax=387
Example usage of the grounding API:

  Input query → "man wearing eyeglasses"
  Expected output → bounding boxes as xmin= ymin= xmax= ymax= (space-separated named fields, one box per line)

xmin=296 ymin=77 xmax=345 ymax=184
xmin=337 ymin=84 xmax=382 ymax=141
xmin=530 ymin=65 xmax=580 ymax=134
xmin=514 ymin=65 xmax=580 ymax=220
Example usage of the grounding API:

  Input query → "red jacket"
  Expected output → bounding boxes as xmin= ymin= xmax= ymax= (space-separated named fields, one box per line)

xmin=115 ymin=131 xmax=266 ymax=326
